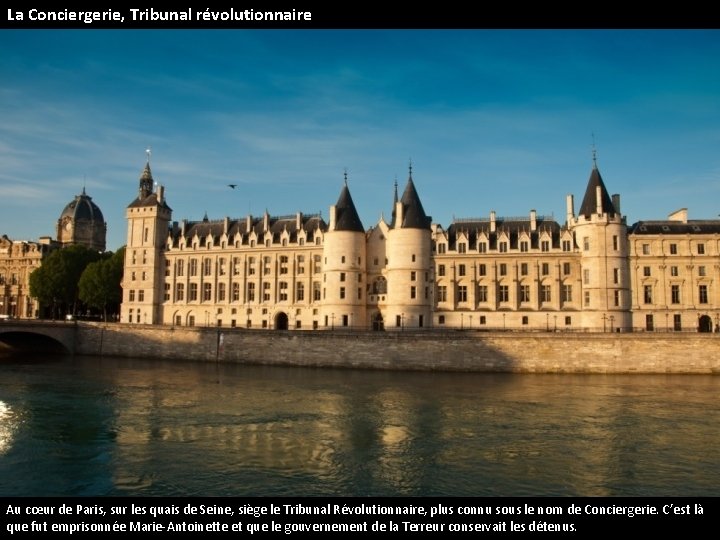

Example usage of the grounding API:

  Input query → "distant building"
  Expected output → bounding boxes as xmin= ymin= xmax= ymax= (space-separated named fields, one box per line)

xmin=56 ymin=188 xmax=107 ymax=252
xmin=0 ymin=189 xmax=107 ymax=319
xmin=120 ymin=157 xmax=720 ymax=332
xmin=0 ymin=235 xmax=55 ymax=318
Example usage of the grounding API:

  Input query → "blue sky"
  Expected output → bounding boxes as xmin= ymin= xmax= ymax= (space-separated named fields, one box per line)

xmin=1 ymin=30 xmax=719 ymax=251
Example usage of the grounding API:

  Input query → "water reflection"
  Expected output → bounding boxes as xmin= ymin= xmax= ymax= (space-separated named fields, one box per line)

xmin=0 ymin=356 xmax=719 ymax=496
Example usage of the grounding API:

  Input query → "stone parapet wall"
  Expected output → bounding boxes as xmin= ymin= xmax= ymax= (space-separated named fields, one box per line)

xmin=75 ymin=324 xmax=720 ymax=374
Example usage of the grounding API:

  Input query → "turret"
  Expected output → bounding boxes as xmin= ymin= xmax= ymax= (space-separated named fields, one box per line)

xmin=384 ymin=164 xmax=433 ymax=330
xmin=571 ymin=154 xmax=630 ymax=331
xmin=320 ymin=173 xmax=367 ymax=330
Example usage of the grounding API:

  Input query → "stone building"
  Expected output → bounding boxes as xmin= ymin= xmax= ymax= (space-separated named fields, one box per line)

xmin=56 ymin=188 xmax=107 ymax=252
xmin=120 ymin=157 xmax=720 ymax=332
xmin=0 ymin=188 xmax=107 ymax=319
xmin=0 ymin=235 xmax=55 ymax=318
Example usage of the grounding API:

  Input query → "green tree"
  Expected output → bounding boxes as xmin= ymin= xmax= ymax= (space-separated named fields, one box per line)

xmin=28 ymin=244 xmax=103 ymax=319
xmin=79 ymin=247 xmax=125 ymax=321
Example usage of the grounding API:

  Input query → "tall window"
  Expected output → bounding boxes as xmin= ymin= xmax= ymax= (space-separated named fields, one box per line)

xmin=438 ymin=264 xmax=445 ymax=277
xmin=410 ymin=286 xmax=416 ymax=299
xmin=541 ymin=263 xmax=549 ymax=276
xmin=296 ymin=283 xmax=305 ymax=302
xmin=644 ymin=285 xmax=653 ymax=304
xmin=520 ymin=263 xmax=528 ymax=276
xmin=642 ymin=243 xmax=650 ymax=255
xmin=176 ymin=283 xmax=184 ymax=301
xmin=583 ymin=269 xmax=590 ymax=285
xmin=189 ymin=258 xmax=198 ymax=276
xmin=613 ymin=235 xmax=618 ymax=250
xmin=643 ymin=266 xmax=651 ymax=277
xmin=670 ymin=243 xmax=677 ymax=255
xmin=458 ymin=264 xmax=466 ymax=277
xmin=263 ymin=256 xmax=271 ymax=275
xmin=478 ymin=285 xmax=488 ymax=302
xmin=520 ymin=241 xmax=529 ymax=252
xmin=583 ymin=237 xmax=590 ymax=251
xmin=437 ymin=243 xmax=446 ymax=254
xmin=520 ymin=285 xmax=530 ymax=303
xmin=437 ymin=285 xmax=447 ymax=302
xmin=699 ymin=285 xmax=708 ymax=304
xmin=499 ymin=242 xmax=508 ymax=253
xmin=499 ymin=263 xmax=507 ymax=276
xmin=457 ymin=286 xmax=467 ymax=302
xmin=203 ymin=283 xmax=212 ymax=301
xmin=218 ymin=283 xmax=226 ymax=302
xmin=614 ymin=268 xmax=619 ymax=284
xmin=339 ymin=287 xmax=345 ymax=299
xmin=248 ymin=257 xmax=255 ymax=275
xmin=498 ymin=285 xmax=509 ymax=302
xmin=563 ymin=262 xmax=571 ymax=275
xmin=203 ymin=258 xmax=212 ymax=276
xmin=458 ymin=243 xmax=466 ymax=254
xmin=263 ymin=282 xmax=271 ymax=301
xmin=478 ymin=264 xmax=486 ymax=276
xmin=247 ymin=282 xmax=255 ymax=302
xmin=232 ymin=282 xmax=240 ymax=302
xmin=562 ymin=284 xmax=572 ymax=302
xmin=218 ymin=258 xmax=226 ymax=276
xmin=541 ymin=240 xmax=550 ymax=252
xmin=297 ymin=256 xmax=305 ymax=274
xmin=541 ymin=285 xmax=551 ymax=303
xmin=313 ymin=282 xmax=321 ymax=301
xmin=189 ymin=283 xmax=198 ymax=301
xmin=698 ymin=243 xmax=705 ymax=255
xmin=478 ymin=242 xmax=487 ymax=253
xmin=670 ymin=266 xmax=678 ymax=277
xmin=279 ymin=281 xmax=288 ymax=301
xmin=671 ymin=285 xmax=680 ymax=304
xmin=176 ymin=259 xmax=184 ymax=276
xmin=562 ymin=240 xmax=571 ymax=252
xmin=280 ymin=256 xmax=289 ymax=274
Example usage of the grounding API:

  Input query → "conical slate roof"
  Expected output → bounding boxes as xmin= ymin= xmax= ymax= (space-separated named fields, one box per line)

xmin=333 ymin=182 xmax=364 ymax=232
xmin=578 ymin=164 xmax=616 ymax=218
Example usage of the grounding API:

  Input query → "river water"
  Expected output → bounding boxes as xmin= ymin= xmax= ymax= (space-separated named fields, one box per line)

xmin=0 ymin=354 xmax=718 ymax=497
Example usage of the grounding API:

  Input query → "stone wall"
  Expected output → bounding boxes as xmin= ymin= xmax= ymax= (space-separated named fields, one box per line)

xmin=75 ymin=324 xmax=720 ymax=374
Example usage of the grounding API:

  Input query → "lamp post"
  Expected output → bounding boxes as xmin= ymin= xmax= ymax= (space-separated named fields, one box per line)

xmin=602 ymin=314 xmax=607 ymax=332
xmin=546 ymin=313 xmax=549 ymax=331
xmin=331 ymin=313 xmax=335 ymax=331
xmin=609 ymin=315 xmax=615 ymax=333
xmin=502 ymin=312 xmax=506 ymax=331
xmin=665 ymin=312 xmax=669 ymax=332
xmin=461 ymin=313 xmax=464 ymax=330
xmin=401 ymin=312 xmax=405 ymax=331
xmin=554 ymin=315 xmax=557 ymax=332
xmin=469 ymin=315 xmax=473 ymax=329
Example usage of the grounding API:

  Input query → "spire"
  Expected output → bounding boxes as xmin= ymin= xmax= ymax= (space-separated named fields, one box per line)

xmin=396 ymin=166 xmax=431 ymax=229
xmin=390 ymin=176 xmax=399 ymax=228
xmin=333 ymin=173 xmax=364 ymax=232
xmin=578 ymin=161 xmax=617 ymax=218
xmin=591 ymin=133 xmax=598 ymax=170
xmin=138 ymin=161 xmax=154 ymax=200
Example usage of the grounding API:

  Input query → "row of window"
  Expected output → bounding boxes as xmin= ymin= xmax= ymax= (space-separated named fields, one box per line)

xmin=437 ymin=314 xmax=574 ymax=326
xmin=639 ymin=242 xmax=708 ymax=256
xmin=643 ymin=284 xmax=710 ymax=305
xmin=641 ymin=265 xmax=710 ymax=277
xmin=173 ymin=236 xmax=322 ymax=251
xmin=437 ymin=284 xmax=569 ymax=304
xmin=438 ymin=261 xmax=576 ymax=278
xmin=437 ymin=239 xmax=575 ymax=254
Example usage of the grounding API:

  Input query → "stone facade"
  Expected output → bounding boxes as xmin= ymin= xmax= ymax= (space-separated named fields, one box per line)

xmin=0 ymin=235 xmax=56 ymax=318
xmin=120 ymin=157 xmax=720 ymax=333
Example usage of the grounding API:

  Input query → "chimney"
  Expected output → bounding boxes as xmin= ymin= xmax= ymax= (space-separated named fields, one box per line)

xmin=157 ymin=184 xmax=164 ymax=204
xmin=530 ymin=209 xmax=537 ymax=232
xmin=246 ymin=214 xmax=252 ymax=232
xmin=296 ymin=212 xmax=302 ymax=231
xmin=329 ymin=205 xmax=337 ymax=230
xmin=223 ymin=216 xmax=230 ymax=234
xmin=612 ymin=194 xmax=621 ymax=215
xmin=595 ymin=186 xmax=603 ymax=215
xmin=668 ymin=208 xmax=688 ymax=223
xmin=263 ymin=211 xmax=270 ymax=232
xmin=490 ymin=210 xmax=496 ymax=233
xmin=566 ymin=194 xmax=574 ymax=224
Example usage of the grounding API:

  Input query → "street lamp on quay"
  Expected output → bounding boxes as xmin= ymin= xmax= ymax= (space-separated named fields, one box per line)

xmin=609 ymin=315 xmax=615 ymax=333
xmin=502 ymin=312 xmax=506 ymax=331
xmin=461 ymin=313 xmax=464 ymax=330
xmin=554 ymin=315 xmax=557 ymax=332
xmin=331 ymin=313 xmax=335 ymax=330
xmin=602 ymin=314 xmax=607 ymax=332
xmin=546 ymin=313 xmax=549 ymax=331
xmin=401 ymin=312 xmax=405 ymax=331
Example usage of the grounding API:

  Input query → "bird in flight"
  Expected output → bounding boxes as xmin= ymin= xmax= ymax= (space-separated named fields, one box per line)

xmin=228 ymin=184 xmax=237 ymax=189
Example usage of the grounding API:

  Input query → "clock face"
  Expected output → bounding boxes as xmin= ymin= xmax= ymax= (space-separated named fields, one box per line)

xmin=65 ymin=221 xmax=72 ymax=231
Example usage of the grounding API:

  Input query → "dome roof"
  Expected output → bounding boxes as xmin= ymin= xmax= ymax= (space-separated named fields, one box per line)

xmin=59 ymin=188 xmax=105 ymax=223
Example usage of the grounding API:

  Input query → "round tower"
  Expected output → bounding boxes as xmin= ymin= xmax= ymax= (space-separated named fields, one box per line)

xmin=571 ymin=157 xmax=631 ymax=331
xmin=384 ymin=166 xmax=433 ymax=330
xmin=320 ymin=175 xmax=367 ymax=330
